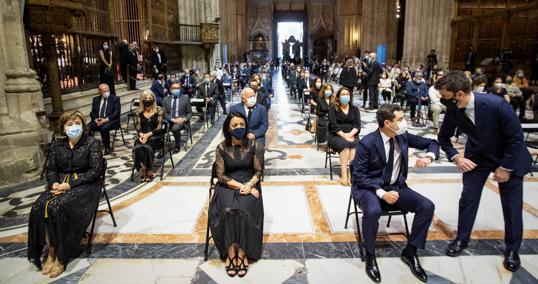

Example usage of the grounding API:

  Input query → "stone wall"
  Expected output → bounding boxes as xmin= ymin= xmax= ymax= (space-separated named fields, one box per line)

xmin=0 ymin=0 xmax=46 ymax=186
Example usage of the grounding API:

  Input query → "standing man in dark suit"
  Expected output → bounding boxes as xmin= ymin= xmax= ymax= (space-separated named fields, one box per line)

xmin=212 ymin=71 xmax=228 ymax=115
xmin=88 ymin=83 xmax=121 ymax=155
xmin=118 ymin=39 xmax=129 ymax=83
xmin=127 ymin=43 xmax=139 ymax=90
xmin=364 ymin=52 xmax=383 ymax=110
xmin=229 ymin=87 xmax=269 ymax=148
xmin=351 ymin=104 xmax=439 ymax=283
xmin=150 ymin=73 xmax=167 ymax=106
xmin=464 ymin=47 xmax=477 ymax=72
xmin=151 ymin=46 xmax=167 ymax=79
xmin=163 ymin=81 xmax=192 ymax=153
xmin=197 ymin=73 xmax=219 ymax=123
xmin=435 ymin=71 xmax=532 ymax=272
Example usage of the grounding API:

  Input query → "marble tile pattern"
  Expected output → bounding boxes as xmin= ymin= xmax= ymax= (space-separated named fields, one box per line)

xmin=1 ymin=72 xmax=538 ymax=283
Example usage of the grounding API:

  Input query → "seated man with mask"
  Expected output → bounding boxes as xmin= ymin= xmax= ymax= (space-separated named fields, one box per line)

xmin=230 ymin=87 xmax=268 ymax=149
xmin=163 ymin=81 xmax=192 ymax=153
xmin=351 ymin=104 xmax=439 ymax=283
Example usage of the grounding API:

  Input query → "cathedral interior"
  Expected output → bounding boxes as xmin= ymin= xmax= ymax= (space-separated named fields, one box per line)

xmin=1 ymin=0 xmax=538 ymax=283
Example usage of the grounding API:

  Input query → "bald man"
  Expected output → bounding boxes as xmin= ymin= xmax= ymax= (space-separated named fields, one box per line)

xmin=229 ymin=88 xmax=269 ymax=148
xmin=88 ymin=83 xmax=121 ymax=154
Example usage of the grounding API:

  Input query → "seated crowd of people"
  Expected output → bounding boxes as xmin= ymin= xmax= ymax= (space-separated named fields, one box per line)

xmin=28 ymin=51 xmax=536 ymax=282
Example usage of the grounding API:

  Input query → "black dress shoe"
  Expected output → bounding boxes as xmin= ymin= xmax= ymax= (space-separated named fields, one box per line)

xmin=365 ymin=252 xmax=381 ymax=283
xmin=172 ymin=147 xmax=180 ymax=154
xmin=503 ymin=251 xmax=521 ymax=272
xmin=401 ymin=251 xmax=428 ymax=282
xmin=446 ymin=239 xmax=468 ymax=257
xmin=104 ymin=148 xmax=112 ymax=155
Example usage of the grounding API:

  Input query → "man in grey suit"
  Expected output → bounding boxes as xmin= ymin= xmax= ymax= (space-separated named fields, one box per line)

xmin=197 ymin=73 xmax=219 ymax=123
xmin=163 ymin=81 xmax=192 ymax=153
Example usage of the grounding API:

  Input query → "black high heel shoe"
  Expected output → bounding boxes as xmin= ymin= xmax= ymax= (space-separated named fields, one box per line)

xmin=236 ymin=256 xmax=248 ymax=278
xmin=225 ymin=255 xmax=237 ymax=277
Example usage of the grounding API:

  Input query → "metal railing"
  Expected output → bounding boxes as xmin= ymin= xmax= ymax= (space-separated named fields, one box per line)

xmin=179 ymin=24 xmax=201 ymax=43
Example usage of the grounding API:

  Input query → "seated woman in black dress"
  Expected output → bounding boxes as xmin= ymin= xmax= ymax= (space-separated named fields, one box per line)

xmin=28 ymin=110 xmax=104 ymax=278
xmin=208 ymin=112 xmax=264 ymax=278
xmin=315 ymin=83 xmax=335 ymax=144
xmin=328 ymin=87 xmax=361 ymax=185
xmin=134 ymin=90 xmax=164 ymax=182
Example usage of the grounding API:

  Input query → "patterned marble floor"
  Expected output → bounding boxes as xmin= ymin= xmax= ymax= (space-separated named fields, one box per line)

xmin=1 ymin=73 xmax=538 ymax=283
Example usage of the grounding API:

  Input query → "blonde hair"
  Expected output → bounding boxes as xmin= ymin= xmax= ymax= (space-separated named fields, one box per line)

xmin=58 ymin=110 xmax=87 ymax=134
xmin=138 ymin=90 xmax=158 ymax=114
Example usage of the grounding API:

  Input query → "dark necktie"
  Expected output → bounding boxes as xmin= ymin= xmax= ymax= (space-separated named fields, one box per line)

xmin=458 ymin=108 xmax=476 ymax=134
xmin=172 ymin=97 xmax=178 ymax=118
xmin=247 ymin=107 xmax=252 ymax=123
xmin=206 ymin=84 xmax=209 ymax=96
xmin=383 ymin=138 xmax=395 ymax=186
xmin=99 ymin=98 xmax=107 ymax=118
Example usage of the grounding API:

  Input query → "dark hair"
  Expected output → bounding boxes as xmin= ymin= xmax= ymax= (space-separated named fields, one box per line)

xmin=434 ymin=70 xmax=472 ymax=93
xmin=472 ymin=75 xmax=487 ymax=87
xmin=334 ymin=87 xmax=353 ymax=112
xmin=170 ymin=80 xmax=181 ymax=88
xmin=248 ymin=78 xmax=259 ymax=86
xmin=222 ymin=112 xmax=250 ymax=148
xmin=157 ymin=73 xmax=164 ymax=80
xmin=376 ymin=104 xmax=402 ymax=128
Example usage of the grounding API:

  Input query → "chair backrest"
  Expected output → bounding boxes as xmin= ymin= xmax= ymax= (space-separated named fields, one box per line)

xmin=130 ymin=98 xmax=140 ymax=112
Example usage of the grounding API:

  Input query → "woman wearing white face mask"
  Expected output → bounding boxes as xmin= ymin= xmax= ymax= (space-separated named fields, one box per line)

xmin=28 ymin=110 xmax=104 ymax=278
xmin=328 ymin=88 xmax=361 ymax=185
xmin=98 ymin=41 xmax=116 ymax=95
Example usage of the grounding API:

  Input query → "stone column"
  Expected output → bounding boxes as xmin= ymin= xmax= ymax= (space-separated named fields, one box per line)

xmin=401 ymin=0 xmax=455 ymax=68
xmin=361 ymin=0 xmax=398 ymax=63
xmin=0 ymin=0 xmax=46 ymax=186
xmin=337 ymin=0 xmax=361 ymax=58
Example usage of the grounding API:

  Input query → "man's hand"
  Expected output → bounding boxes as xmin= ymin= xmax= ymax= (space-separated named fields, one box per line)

xmin=247 ymin=133 xmax=256 ymax=140
xmin=493 ymin=167 xmax=510 ymax=183
xmin=415 ymin=157 xmax=432 ymax=168
xmin=454 ymin=155 xmax=477 ymax=173
xmin=382 ymin=191 xmax=399 ymax=205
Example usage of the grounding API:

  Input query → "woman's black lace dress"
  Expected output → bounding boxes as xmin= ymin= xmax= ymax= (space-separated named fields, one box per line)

xmin=27 ymin=134 xmax=104 ymax=269
xmin=208 ymin=140 xmax=264 ymax=260
xmin=133 ymin=109 xmax=164 ymax=171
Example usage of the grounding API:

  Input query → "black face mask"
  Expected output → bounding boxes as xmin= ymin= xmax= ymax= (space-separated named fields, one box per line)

xmin=441 ymin=98 xmax=457 ymax=110
xmin=143 ymin=100 xmax=154 ymax=107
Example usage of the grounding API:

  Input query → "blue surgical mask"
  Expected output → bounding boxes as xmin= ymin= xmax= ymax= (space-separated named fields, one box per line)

xmin=230 ymin=127 xmax=246 ymax=140
xmin=340 ymin=96 xmax=351 ymax=105
xmin=324 ymin=90 xmax=332 ymax=97
xmin=65 ymin=124 xmax=83 ymax=139
xmin=172 ymin=89 xmax=181 ymax=97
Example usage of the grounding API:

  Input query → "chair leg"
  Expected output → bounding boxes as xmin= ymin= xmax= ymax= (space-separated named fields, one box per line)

xmin=344 ymin=193 xmax=353 ymax=229
xmin=354 ymin=201 xmax=364 ymax=261
xmin=130 ymin=164 xmax=135 ymax=181
xmin=111 ymin=129 xmax=118 ymax=151
xmin=329 ymin=151 xmax=333 ymax=180
xmin=403 ymin=214 xmax=410 ymax=239
xmin=387 ymin=215 xmax=392 ymax=227
xmin=204 ymin=216 xmax=211 ymax=261
xmin=120 ymin=127 xmax=126 ymax=146
xmin=102 ymin=188 xmax=117 ymax=227
xmin=324 ymin=150 xmax=329 ymax=168
xmin=87 ymin=205 xmax=99 ymax=255
xmin=189 ymin=124 xmax=193 ymax=144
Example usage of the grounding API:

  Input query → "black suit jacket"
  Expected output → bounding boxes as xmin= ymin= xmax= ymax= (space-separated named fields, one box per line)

xmin=339 ymin=67 xmax=358 ymax=89
xmin=162 ymin=95 xmax=192 ymax=123
xmin=197 ymin=82 xmax=219 ymax=101
xmin=365 ymin=61 xmax=383 ymax=86
xmin=90 ymin=94 xmax=121 ymax=128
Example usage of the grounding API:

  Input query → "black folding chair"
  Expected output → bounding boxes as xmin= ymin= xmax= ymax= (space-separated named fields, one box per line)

xmin=126 ymin=98 xmax=140 ymax=132
xmin=130 ymin=120 xmax=175 ymax=181
xmin=204 ymin=162 xmax=218 ymax=261
xmin=86 ymin=159 xmax=117 ymax=255
xmin=344 ymin=165 xmax=410 ymax=261
xmin=40 ymin=133 xmax=57 ymax=180
xmin=89 ymin=124 xmax=127 ymax=152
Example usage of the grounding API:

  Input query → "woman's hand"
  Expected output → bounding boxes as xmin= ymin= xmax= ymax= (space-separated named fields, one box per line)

xmin=239 ymin=183 xmax=252 ymax=195
xmin=52 ymin=182 xmax=70 ymax=196
xmin=250 ymin=188 xmax=260 ymax=199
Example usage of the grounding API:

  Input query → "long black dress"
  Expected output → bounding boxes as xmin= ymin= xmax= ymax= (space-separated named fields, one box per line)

xmin=28 ymin=134 xmax=104 ymax=269
xmin=208 ymin=140 xmax=264 ymax=260
xmin=328 ymin=104 xmax=361 ymax=153
xmin=133 ymin=109 xmax=164 ymax=171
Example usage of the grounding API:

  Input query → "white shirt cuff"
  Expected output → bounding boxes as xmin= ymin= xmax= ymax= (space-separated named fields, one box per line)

xmin=376 ymin=189 xmax=386 ymax=199
xmin=425 ymin=152 xmax=436 ymax=160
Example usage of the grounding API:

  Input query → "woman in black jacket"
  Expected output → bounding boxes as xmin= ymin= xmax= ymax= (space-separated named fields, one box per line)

xmin=339 ymin=59 xmax=358 ymax=91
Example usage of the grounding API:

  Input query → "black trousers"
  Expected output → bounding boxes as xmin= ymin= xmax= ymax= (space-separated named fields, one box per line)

xmin=381 ymin=90 xmax=392 ymax=104
xmin=368 ymin=85 xmax=379 ymax=108
xmin=218 ymin=95 xmax=227 ymax=113
xmin=362 ymin=89 xmax=368 ymax=107
xmin=457 ymin=170 xmax=523 ymax=252
xmin=510 ymin=96 xmax=526 ymax=119
xmin=197 ymin=101 xmax=216 ymax=121
xmin=127 ymin=65 xmax=137 ymax=90
xmin=88 ymin=121 xmax=112 ymax=149
xmin=357 ymin=185 xmax=435 ymax=254
xmin=170 ymin=122 xmax=186 ymax=147
xmin=120 ymin=63 xmax=128 ymax=82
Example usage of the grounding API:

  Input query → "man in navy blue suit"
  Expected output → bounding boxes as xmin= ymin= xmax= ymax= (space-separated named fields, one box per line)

xmin=150 ymin=73 xmax=167 ymax=106
xmin=229 ymin=87 xmax=269 ymax=149
xmin=435 ymin=71 xmax=532 ymax=272
xmin=351 ymin=104 xmax=439 ymax=283
xmin=88 ymin=83 xmax=121 ymax=155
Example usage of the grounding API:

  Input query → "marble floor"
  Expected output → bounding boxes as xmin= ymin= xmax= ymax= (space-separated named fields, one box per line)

xmin=1 ymin=73 xmax=538 ymax=283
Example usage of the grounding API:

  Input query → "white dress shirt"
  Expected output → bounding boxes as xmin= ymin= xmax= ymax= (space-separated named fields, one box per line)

xmin=97 ymin=97 xmax=108 ymax=121
xmin=376 ymin=131 xmax=436 ymax=199
xmin=428 ymin=86 xmax=442 ymax=105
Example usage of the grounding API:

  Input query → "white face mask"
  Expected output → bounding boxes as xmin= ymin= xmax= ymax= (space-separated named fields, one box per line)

xmin=494 ymin=83 xmax=503 ymax=88
xmin=246 ymin=97 xmax=257 ymax=107
xmin=476 ymin=86 xmax=485 ymax=93
xmin=390 ymin=119 xmax=408 ymax=136
xmin=102 ymin=91 xmax=110 ymax=99
xmin=315 ymin=82 xmax=322 ymax=88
